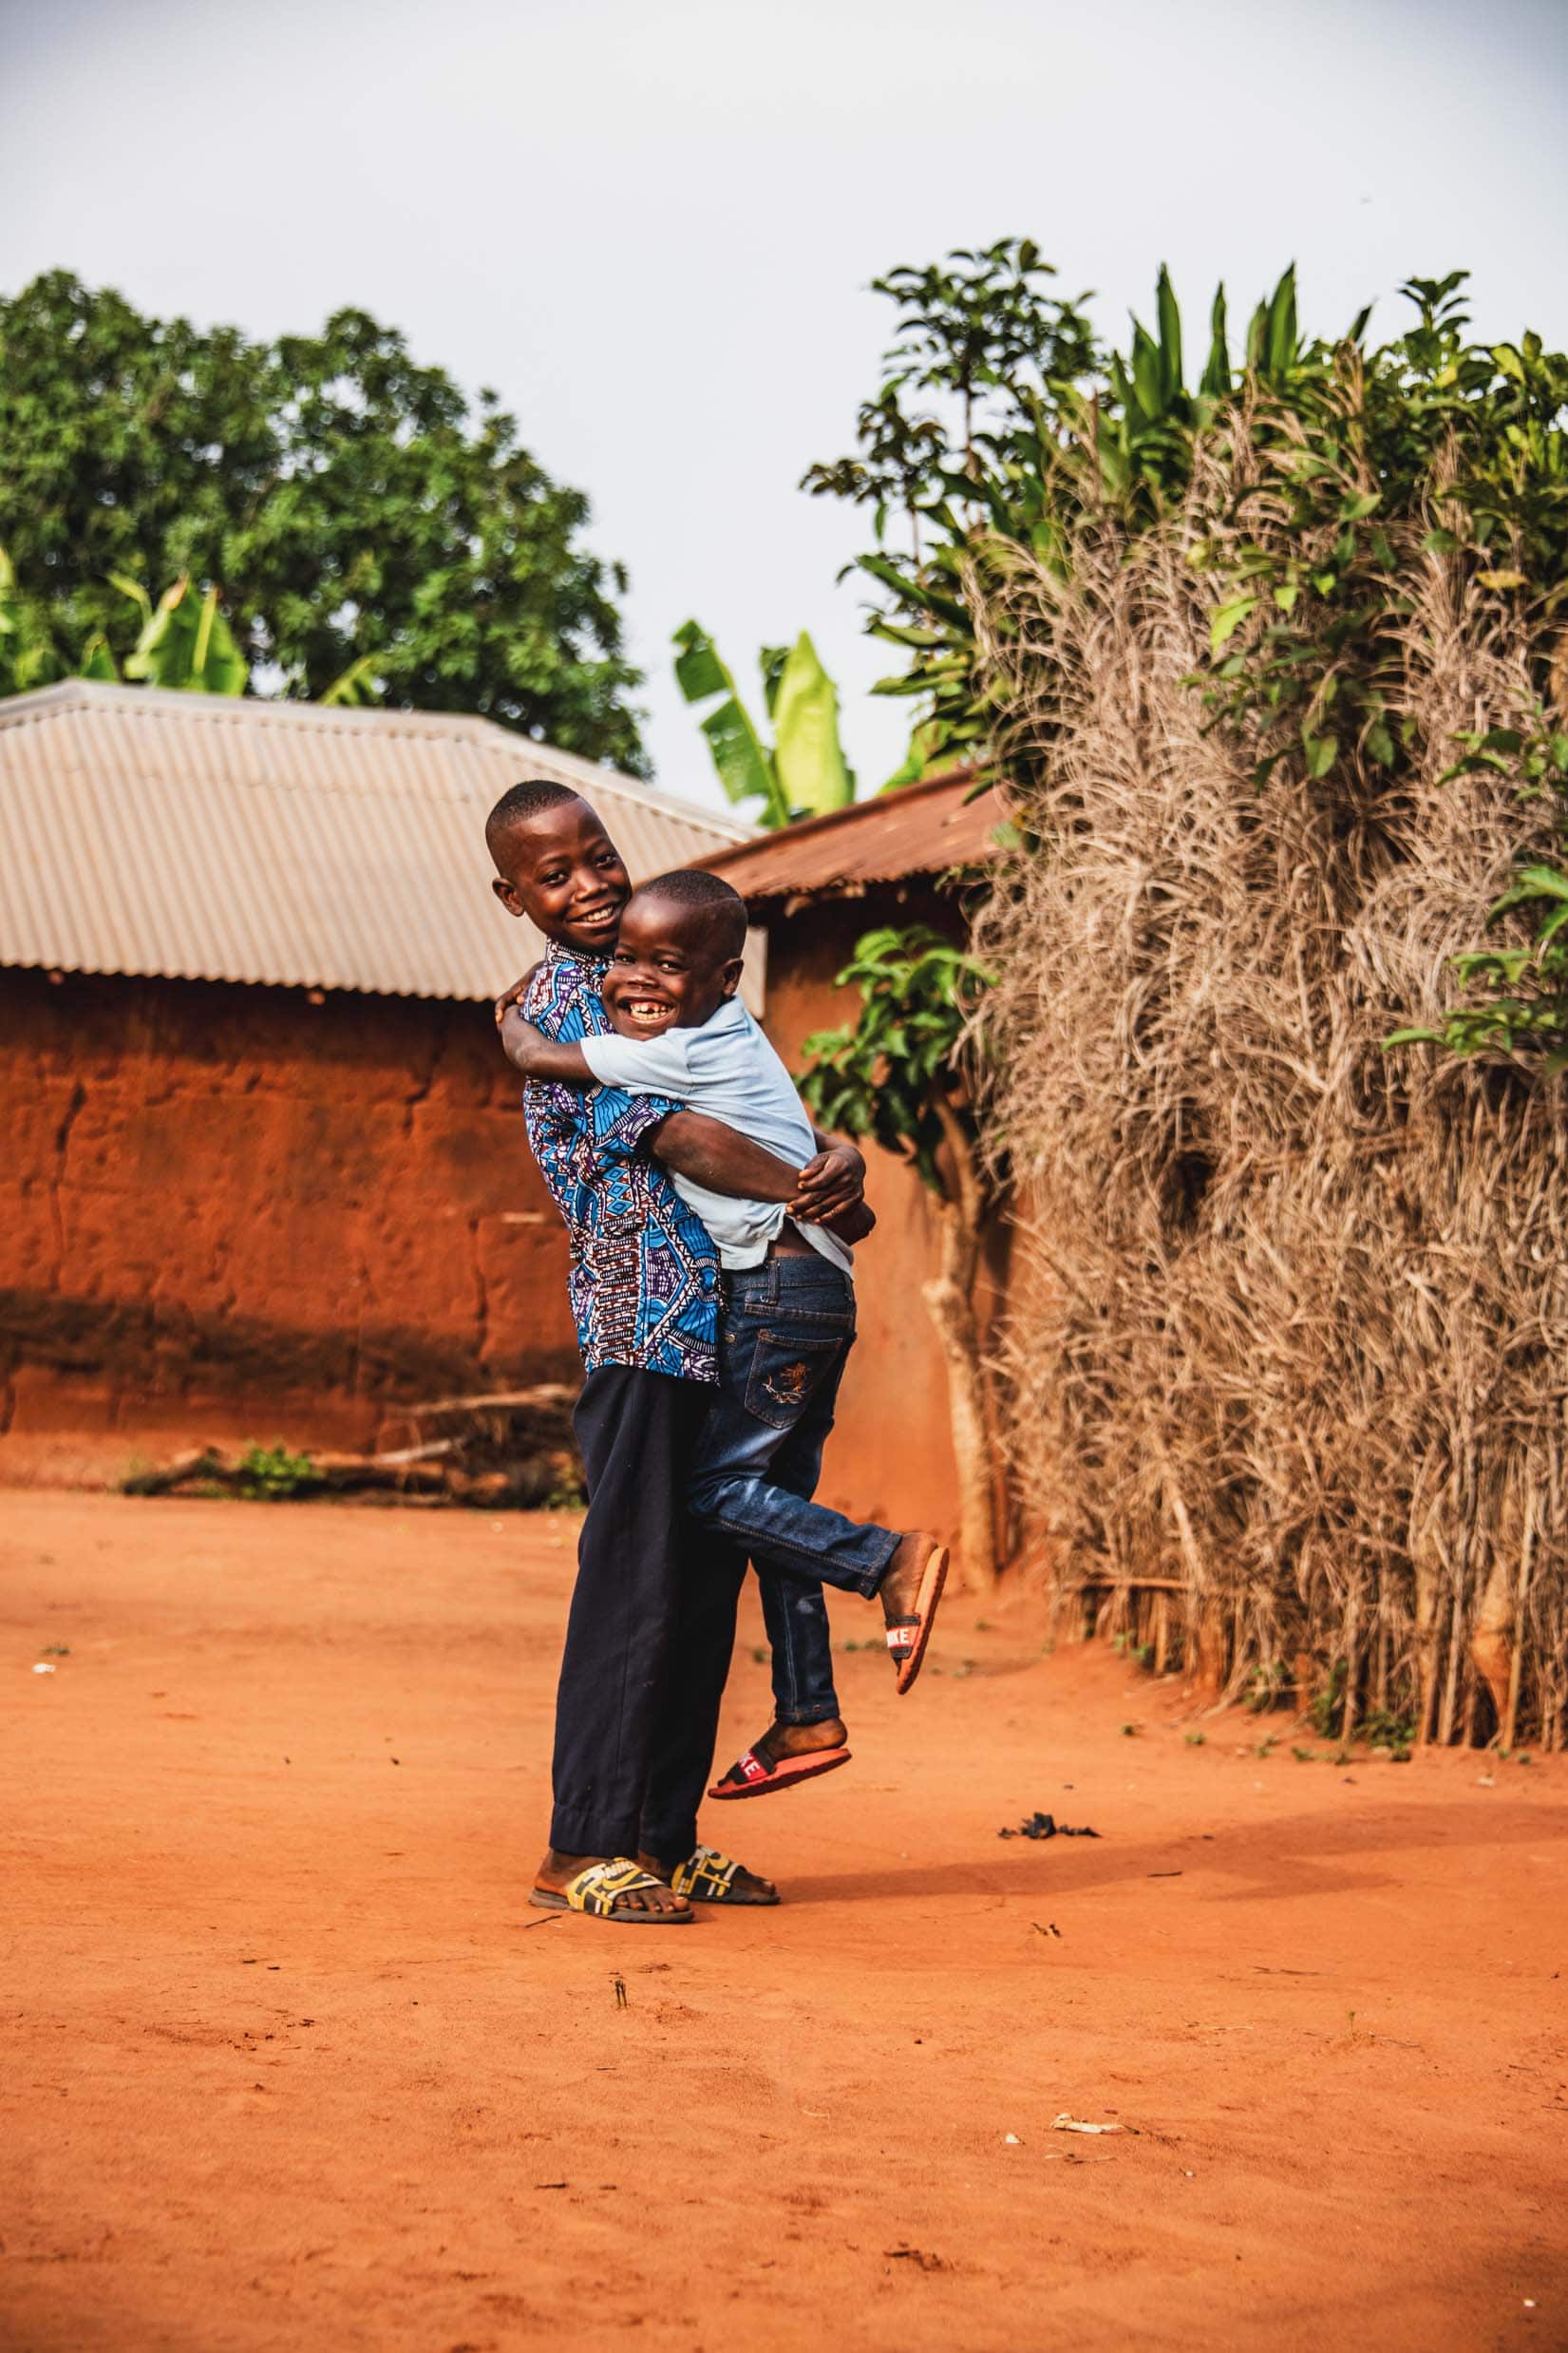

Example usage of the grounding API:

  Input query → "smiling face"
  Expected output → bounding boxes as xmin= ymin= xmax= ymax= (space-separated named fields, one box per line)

xmin=600 ymin=892 xmax=746 ymax=1038
xmin=489 ymin=795 xmax=631 ymax=956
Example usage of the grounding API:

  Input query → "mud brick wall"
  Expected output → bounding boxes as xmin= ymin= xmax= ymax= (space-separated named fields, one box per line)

xmin=1 ymin=967 xmax=576 ymax=1472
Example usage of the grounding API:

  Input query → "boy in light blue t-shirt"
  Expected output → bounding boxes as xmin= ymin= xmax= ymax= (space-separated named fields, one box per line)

xmin=501 ymin=868 xmax=949 ymax=1801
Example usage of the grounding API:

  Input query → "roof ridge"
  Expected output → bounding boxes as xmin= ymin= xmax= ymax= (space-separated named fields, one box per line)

xmin=748 ymin=764 xmax=985 ymax=844
xmin=697 ymin=766 xmax=1005 ymax=899
xmin=0 ymin=680 xmax=753 ymax=836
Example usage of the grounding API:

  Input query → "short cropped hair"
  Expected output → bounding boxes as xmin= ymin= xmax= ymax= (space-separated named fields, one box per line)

xmin=484 ymin=778 xmax=586 ymax=854
xmin=637 ymin=867 xmax=748 ymax=960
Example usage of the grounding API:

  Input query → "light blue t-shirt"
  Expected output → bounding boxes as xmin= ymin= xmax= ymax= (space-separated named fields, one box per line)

xmin=577 ymin=996 xmax=851 ymax=1273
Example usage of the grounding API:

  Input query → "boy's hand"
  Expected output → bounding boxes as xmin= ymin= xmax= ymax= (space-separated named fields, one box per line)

xmin=788 ymin=1142 xmax=865 ymax=1224
xmin=499 ymin=1006 xmax=596 ymax=1089
xmin=820 ymin=1198 xmax=876 ymax=1244
xmin=499 ymin=1003 xmax=550 ymax=1072
xmin=494 ymin=962 xmax=543 ymax=1025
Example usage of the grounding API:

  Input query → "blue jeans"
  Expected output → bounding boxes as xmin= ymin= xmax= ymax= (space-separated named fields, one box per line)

xmin=687 ymin=1253 xmax=901 ymax=1727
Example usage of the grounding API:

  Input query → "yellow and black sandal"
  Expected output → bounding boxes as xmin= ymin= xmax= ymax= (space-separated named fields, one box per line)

xmin=669 ymin=1845 xmax=780 ymax=1907
xmin=529 ymin=1858 xmax=693 ymax=1925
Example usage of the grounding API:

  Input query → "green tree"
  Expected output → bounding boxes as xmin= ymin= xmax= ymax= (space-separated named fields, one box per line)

xmin=0 ymin=271 xmax=644 ymax=767
xmin=672 ymin=619 xmax=855 ymax=826
xmin=803 ymin=242 xmax=1311 ymax=771
xmin=798 ymin=923 xmax=1003 ymax=1588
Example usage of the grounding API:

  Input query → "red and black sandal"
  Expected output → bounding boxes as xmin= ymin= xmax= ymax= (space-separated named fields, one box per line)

xmin=708 ymin=1743 xmax=852 ymax=1801
xmin=884 ymin=1541 xmax=950 ymax=1695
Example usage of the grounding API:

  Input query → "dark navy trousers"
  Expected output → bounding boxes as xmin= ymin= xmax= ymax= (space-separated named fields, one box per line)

xmin=549 ymin=1365 xmax=746 ymax=1865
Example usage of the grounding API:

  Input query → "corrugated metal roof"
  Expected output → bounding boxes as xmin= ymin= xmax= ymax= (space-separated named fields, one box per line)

xmin=697 ymin=767 xmax=1006 ymax=902
xmin=0 ymin=681 xmax=754 ymax=1002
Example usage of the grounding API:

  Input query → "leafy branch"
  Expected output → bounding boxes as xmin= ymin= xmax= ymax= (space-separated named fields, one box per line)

xmin=1386 ymin=714 xmax=1568 ymax=1070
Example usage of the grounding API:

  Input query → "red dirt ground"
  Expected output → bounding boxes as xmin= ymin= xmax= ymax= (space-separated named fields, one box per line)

xmin=3 ymin=1492 xmax=1565 ymax=2353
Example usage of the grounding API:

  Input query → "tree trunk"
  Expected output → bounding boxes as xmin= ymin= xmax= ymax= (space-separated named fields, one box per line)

xmin=921 ymin=1100 xmax=999 ymax=1592
xmin=1470 ymin=1547 xmax=1515 ymax=1735
xmin=1411 ymin=1510 xmax=1444 ymax=1747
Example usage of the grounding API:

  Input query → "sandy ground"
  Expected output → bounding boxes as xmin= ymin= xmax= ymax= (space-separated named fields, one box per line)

xmin=2 ymin=1493 xmax=1565 ymax=2353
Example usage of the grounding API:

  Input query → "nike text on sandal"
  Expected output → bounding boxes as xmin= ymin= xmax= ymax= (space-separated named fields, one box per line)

xmin=884 ymin=1542 xmax=951 ymax=1696
xmin=708 ymin=1744 xmax=851 ymax=1801
xmin=528 ymin=1858 xmax=693 ymax=1925
xmin=670 ymin=1845 xmax=780 ymax=1907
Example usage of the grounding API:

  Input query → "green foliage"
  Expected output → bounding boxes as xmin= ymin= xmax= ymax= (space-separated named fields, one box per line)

xmin=797 ymin=923 xmax=992 ymax=1191
xmin=803 ymin=239 xmax=1096 ymax=764
xmin=236 ymin=1442 xmax=319 ymax=1501
xmin=1243 ymin=1660 xmax=1288 ymax=1713
xmin=1191 ymin=275 xmax=1567 ymax=772
xmin=1361 ymin=1701 xmax=1418 ymax=1752
xmin=812 ymin=246 xmax=1568 ymax=1073
xmin=1385 ymin=712 xmax=1568 ymax=1068
xmin=672 ymin=619 xmax=854 ymax=826
xmin=803 ymin=240 xmax=1305 ymax=765
xmin=119 ymin=575 xmax=248 ymax=694
xmin=0 ymin=272 xmax=643 ymax=765
xmin=1307 ymin=1659 xmax=1350 ymax=1737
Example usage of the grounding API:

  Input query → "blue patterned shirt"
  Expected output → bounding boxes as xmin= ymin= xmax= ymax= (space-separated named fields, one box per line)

xmin=521 ymin=947 xmax=719 ymax=1382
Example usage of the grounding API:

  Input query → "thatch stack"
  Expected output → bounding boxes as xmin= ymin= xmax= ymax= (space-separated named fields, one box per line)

xmin=972 ymin=436 xmax=1567 ymax=1746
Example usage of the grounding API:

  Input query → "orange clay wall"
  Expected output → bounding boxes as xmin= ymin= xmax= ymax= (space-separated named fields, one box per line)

xmin=749 ymin=889 xmax=1011 ymax=1557
xmin=0 ymin=968 xmax=576 ymax=1484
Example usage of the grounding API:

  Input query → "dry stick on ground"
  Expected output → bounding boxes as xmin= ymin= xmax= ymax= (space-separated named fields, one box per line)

xmin=966 ymin=433 xmax=1568 ymax=1745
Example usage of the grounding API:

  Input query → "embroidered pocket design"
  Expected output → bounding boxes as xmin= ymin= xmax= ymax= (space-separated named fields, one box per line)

xmin=763 ymin=1359 xmax=811 ymax=1409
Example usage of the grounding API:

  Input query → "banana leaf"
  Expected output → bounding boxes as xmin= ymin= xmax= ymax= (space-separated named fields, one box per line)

xmin=78 ymin=632 xmax=120 ymax=681
xmin=321 ymin=653 xmax=381 ymax=706
xmin=1155 ymin=265 xmax=1183 ymax=404
xmin=672 ymin=618 xmax=786 ymax=825
xmin=771 ymin=633 xmax=855 ymax=820
xmin=123 ymin=578 xmax=247 ymax=694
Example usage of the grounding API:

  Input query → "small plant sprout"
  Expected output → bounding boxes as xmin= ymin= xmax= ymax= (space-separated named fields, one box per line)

xmin=236 ymin=1443 xmax=318 ymax=1502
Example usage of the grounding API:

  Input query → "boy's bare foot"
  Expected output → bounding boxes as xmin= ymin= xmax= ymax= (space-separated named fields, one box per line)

xmin=708 ymin=1717 xmax=852 ymax=1803
xmin=747 ymin=1716 xmax=848 ymax=1770
xmin=637 ymin=1849 xmax=779 ymax=1905
xmin=533 ymin=1849 xmax=691 ymax=1920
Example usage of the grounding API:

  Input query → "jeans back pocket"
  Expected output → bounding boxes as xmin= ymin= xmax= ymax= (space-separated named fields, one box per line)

xmin=743 ymin=1327 xmax=847 ymax=1433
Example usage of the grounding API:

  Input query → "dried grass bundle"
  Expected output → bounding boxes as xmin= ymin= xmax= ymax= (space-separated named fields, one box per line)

xmin=972 ymin=431 xmax=1568 ymax=1744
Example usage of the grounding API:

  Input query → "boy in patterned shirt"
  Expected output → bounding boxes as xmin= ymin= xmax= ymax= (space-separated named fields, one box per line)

xmin=497 ymin=847 xmax=950 ymax=1836
xmin=487 ymin=780 xmax=874 ymax=1925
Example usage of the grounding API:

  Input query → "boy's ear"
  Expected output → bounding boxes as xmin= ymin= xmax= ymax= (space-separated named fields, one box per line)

xmin=719 ymin=955 xmax=746 ymax=999
xmin=492 ymin=875 xmax=526 ymax=919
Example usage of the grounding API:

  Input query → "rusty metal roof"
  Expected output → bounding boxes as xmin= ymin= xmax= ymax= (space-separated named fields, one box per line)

xmin=696 ymin=767 xmax=1006 ymax=902
xmin=0 ymin=681 xmax=754 ymax=1001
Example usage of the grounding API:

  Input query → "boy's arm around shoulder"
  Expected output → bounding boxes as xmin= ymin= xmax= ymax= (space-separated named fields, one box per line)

xmin=788 ymin=1126 xmax=866 ymax=1224
xmin=498 ymin=1004 xmax=594 ymax=1087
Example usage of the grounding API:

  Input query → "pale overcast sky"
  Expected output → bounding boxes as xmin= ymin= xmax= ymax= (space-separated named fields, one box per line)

xmin=3 ymin=0 xmax=1565 ymax=806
